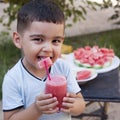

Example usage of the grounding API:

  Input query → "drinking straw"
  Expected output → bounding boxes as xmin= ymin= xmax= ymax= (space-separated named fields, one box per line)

xmin=44 ymin=60 xmax=51 ymax=80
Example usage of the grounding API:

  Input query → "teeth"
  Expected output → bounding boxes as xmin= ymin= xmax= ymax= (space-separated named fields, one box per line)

xmin=37 ymin=56 xmax=51 ymax=61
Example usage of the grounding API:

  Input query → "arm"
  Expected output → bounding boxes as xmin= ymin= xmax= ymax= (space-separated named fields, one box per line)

xmin=61 ymin=92 xmax=86 ymax=116
xmin=3 ymin=103 xmax=41 ymax=120
xmin=3 ymin=94 xmax=59 ymax=120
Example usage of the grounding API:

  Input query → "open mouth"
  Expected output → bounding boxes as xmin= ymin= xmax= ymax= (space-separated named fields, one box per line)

xmin=37 ymin=56 xmax=52 ymax=61
xmin=37 ymin=56 xmax=53 ymax=69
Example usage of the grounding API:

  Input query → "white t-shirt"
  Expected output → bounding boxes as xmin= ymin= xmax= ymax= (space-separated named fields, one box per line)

xmin=2 ymin=58 xmax=81 ymax=120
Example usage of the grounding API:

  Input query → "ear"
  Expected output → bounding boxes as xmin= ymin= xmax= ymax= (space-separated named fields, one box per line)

xmin=13 ymin=32 xmax=22 ymax=49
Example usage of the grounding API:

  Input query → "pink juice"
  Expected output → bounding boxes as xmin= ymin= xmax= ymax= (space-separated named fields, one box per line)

xmin=45 ymin=75 xmax=67 ymax=109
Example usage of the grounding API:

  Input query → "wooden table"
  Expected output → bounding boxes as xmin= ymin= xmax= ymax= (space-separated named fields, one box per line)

xmin=72 ymin=67 xmax=120 ymax=120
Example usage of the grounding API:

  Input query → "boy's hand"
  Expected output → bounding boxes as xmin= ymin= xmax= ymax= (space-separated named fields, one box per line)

xmin=35 ymin=93 xmax=59 ymax=114
xmin=61 ymin=92 xmax=77 ymax=113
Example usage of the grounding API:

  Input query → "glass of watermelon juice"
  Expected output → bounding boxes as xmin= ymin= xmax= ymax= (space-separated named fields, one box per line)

xmin=45 ymin=75 xmax=67 ymax=110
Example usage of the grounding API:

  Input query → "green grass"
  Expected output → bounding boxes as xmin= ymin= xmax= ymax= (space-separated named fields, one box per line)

xmin=0 ymin=29 xmax=120 ymax=99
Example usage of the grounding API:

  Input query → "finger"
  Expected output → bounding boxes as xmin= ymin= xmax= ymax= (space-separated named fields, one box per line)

xmin=36 ymin=97 xmax=57 ymax=107
xmin=43 ymin=107 xmax=59 ymax=114
xmin=35 ymin=97 xmax=58 ymax=112
xmin=63 ymin=96 xmax=75 ymax=103
xmin=39 ymin=99 xmax=58 ymax=111
xmin=66 ymin=92 xmax=76 ymax=98
xmin=36 ymin=93 xmax=52 ymax=101
xmin=62 ymin=102 xmax=73 ymax=109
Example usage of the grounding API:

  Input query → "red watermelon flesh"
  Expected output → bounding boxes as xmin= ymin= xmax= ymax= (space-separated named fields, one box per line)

xmin=38 ymin=57 xmax=53 ymax=69
xmin=76 ymin=70 xmax=91 ymax=80
xmin=74 ymin=46 xmax=115 ymax=68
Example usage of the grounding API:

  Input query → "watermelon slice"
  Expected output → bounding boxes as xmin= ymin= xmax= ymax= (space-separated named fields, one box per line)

xmin=38 ymin=57 xmax=53 ymax=69
xmin=73 ymin=46 xmax=115 ymax=69
xmin=76 ymin=70 xmax=91 ymax=80
xmin=74 ymin=59 xmax=92 ymax=68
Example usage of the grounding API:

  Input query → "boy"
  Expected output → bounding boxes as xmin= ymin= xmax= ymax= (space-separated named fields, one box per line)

xmin=2 ymin=0 xmax=85 ymax=120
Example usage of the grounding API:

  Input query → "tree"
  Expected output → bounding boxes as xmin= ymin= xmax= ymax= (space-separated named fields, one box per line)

xmin=0 ymin=0 xmax=120 ymax=28
xmin=86 ymin=0 xmax=120 ymax=25
xmin=99 ymin=0 xmax=120 ymax=25
xmin=0 ymin=0 xmax=100 ymax=28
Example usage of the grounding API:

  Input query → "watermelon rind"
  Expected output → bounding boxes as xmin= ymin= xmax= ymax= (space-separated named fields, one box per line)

xmin=74 ymin=58 xmax=113 ymax=69
xmin=74 ymin=59 xmax=92 ymax=68
xmin=82 ymin=63 xmax=92 ymax=68
xmin=103 ymin=61 xmax=111 ymax=68
xmin=74 ymin=60 xmax=83 ymax=67
xmin=93 ymin=64 xmax=103 ymax=69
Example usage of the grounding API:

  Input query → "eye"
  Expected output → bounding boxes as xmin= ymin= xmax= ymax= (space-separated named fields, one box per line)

xmin=32 ymin=38 xmax=44 ymax=43
xmin=52 ymin=39 xmax=62 ymax=45
xmin=34 ymin=38 xmax=43 ymax=41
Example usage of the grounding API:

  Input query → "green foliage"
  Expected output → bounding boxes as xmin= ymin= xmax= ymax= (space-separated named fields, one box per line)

xmin=1 ymin=1 xmax=26 ymax=27
xmin=1 ymin=0 xmax=120 ymax=28
xmin=4 ymin=0 xmax=29 ymax=4
xmin=100 ymin=0 xmax=120 ymax=25
xmin=0 ymin=0 xmax=100 ymax=28
xmin=0 ymin=32 xmax=21 ymax=99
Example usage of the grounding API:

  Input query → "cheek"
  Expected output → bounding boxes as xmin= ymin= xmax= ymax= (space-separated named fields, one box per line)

xmin=54 ymin=47 xmax=62 ymax=57
xmin=22 ymin=45 xmax=38 ymax=56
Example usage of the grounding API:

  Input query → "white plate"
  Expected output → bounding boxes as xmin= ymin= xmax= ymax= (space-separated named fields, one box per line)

xmin=73 ymin=68 xmax=98 ymax=85
xmin=96 ymin=56 xmax=120 ymax=73
xmin=63 ymin=53 xmax=120 ymax=74
xmin=61 ymin=54 xmax=98 ymax=84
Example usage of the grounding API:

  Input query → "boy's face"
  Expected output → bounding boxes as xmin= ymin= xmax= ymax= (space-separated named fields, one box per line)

xmin=13 ymin=21 xmax=64 ymax=73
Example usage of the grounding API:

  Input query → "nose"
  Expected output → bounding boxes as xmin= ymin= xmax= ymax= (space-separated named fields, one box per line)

xmin=42 ymin=42 xmax=52 ymax=52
